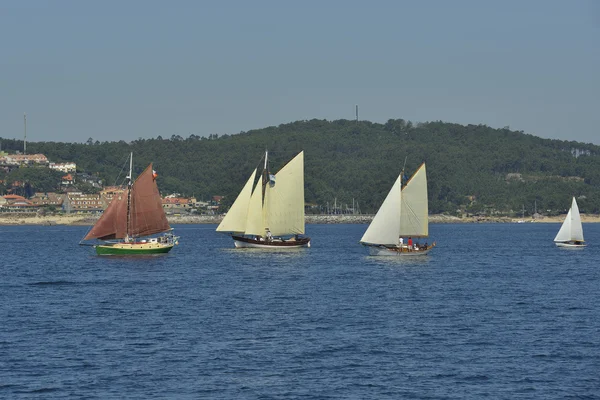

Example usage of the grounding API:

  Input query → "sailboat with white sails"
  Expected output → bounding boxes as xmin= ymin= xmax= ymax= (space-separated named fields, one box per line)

xmin=360 ymin=162 xmax=435 ymax=256
xmin=216 ymin=150 xmax=310 ymax=249
xmin=554 ymin=197 xmax=586 ymax=248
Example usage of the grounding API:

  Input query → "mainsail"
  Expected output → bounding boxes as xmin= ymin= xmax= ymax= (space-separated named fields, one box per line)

xmin=264 ymin=151 xmax=305 ymax=236
xmin=554 ymin=197 xmax=584 ymax=243
xmin=400 ymin=163 xmax=428 ymax=238
xmin=83 ymin=163 xmax=170 ymax=241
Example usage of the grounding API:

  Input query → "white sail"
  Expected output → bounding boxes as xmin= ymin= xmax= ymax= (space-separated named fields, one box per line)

xmin=244 ymin=180 xmax=266 ymax=237
xmin=216 ymin=169 xmax=257 ymax=233
xmin=360 ymin=174 xmax=402 ymax=246
xmin=554 ymin=197 xmax=584 ymax=242
xmin=264 ymin=151 xmax=305 ymax=236
xmin=400 ymin=163 xmax=428 ymax=237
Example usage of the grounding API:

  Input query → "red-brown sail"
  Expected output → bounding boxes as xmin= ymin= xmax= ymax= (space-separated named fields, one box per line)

xmin=129 ymin=163 xmax=170 ymax=238
xmin=83 ymin=163 xmax=169 ymax=241
xmin=83 ymin=191 xmax=128 ymax=240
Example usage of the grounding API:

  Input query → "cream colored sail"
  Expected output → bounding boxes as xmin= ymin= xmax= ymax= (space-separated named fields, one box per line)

xmin=264 ymin=151 xmax=305 ymax=236
xmin=360 ymin=174 xmax=402 ymax=246
xmin=216 ymin=169 xmax=257 ymax=233
xmin=400 ymin=163 xmax=428 ymax=238
xmin=554 ymin=197 xmax=584 ymax=242
xmin=244 ymin=179 xmax=266 ymax=236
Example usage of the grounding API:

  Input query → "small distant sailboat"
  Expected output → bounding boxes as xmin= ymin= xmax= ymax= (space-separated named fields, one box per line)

xmin=360 ymin=163 xmax=435 ymax=256
xmin=554 ymin=197 xmax=586 ymax=248
xmin=80 ymin=153 xmax=179 ymax=255
xmin=216 ymin=150 xmax=310 ymax=249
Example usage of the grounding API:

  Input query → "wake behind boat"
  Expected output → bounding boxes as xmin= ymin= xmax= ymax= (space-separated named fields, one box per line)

xmin=80 ymin=153 xmax=179 ymax=255
xmin=360 ymin=162 xmax=435 ymax=256
xmin=216 ymin=150 xmax=310 ymax=249
xmin=554 ymin=197 xmax=586 ymax=248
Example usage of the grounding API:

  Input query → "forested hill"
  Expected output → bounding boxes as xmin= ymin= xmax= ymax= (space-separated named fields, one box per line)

xmin=2 ymin=119 xmax=600 ymax=215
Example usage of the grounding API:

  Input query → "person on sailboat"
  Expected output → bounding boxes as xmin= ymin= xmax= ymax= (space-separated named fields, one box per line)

xmin=399 ymin=237 xmax=404 ymax=247
xmin=408 ymin=237 xmax=413 ymax=249
xmin=266 ymin=229 xmax=273 ymax=242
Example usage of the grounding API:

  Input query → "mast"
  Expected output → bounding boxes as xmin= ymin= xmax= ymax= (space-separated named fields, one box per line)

xmin=24 ymin=113 xmax=27 ymax=155
xmin=261 ymin=149 xmax=269 ymax=204
xmin=126 ymin=152 xmax=133 ymax=240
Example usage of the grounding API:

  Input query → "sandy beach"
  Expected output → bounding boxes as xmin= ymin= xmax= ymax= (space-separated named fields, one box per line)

xmin=1 ymin=213 xmax=600 ymax=226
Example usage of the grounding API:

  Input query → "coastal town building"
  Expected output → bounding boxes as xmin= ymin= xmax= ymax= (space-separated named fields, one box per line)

xmin=49 ymin=162 xmax=77 ymax=173
xmin=63 ymin=193 xmax=105 ymax=214
xmin=77 ymin=172 xmax=102 ymax=188
xmin=0 ymin=194 xmax=36 ymax=213
xmin=29 ymin=192 xmax=64 ymax=208
xmin=162 ymin=196 xmax=196 ymax=215
xmin=100 ymin=186 xmax=125 ymax=205
xmin=61 ymin=174 xmax=75 ymax=186
xmin=0 ymin=153 xmax=49 ymax=165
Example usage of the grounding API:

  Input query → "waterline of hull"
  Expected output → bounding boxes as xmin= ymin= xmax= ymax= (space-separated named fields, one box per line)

xmin=554 ymin=242 xmax=586 ymax=249
xmin=95 ymin=243 xmax=174 ymax=255
xmin=367 ymin=246 xmax=433 ymax=256
xmin=233 ymin=240 xmax=310 ymax=249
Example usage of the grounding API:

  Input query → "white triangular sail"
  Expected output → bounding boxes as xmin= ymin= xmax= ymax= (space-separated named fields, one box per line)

xmin=360 ymin=174 xmax=402 ymax=246
xmin=216 ymin=169 xmax=257 ymax=233
xmin=554 ymin=197 xmax=584 ymax=242
xmin=244 ymin=180 xmax=266 ymax=237
xmin=264 ymin=151 xmax=305 ymax=236
xmin=400 ymin=163 xmax=428 ymax=238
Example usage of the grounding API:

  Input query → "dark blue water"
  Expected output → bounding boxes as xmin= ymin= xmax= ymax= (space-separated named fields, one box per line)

xmin=1 ymin=223 xmax=599 ymax=399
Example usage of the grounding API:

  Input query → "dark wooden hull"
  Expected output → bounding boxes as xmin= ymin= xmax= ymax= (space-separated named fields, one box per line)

xmin=231 ymin=235 xmax=311 ymax=249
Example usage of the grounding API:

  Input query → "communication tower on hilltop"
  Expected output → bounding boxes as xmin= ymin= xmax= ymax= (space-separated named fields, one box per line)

xmin=355 ymin=105 xmax=359 ymax=123
xmin=24 ymin=113 xmax=27 ymax=154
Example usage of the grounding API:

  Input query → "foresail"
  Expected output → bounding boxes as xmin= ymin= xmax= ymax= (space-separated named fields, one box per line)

xmin=129 ymin=164 xmax=171 ymax=237
xmin=554 ymin=208 xmax=572 ymax=242
xmin=216 ymin=169 xmax=257 ymax=233
xmin=83 ymin=191 xmax=127 ymax=240
xmin=264 ymin=151 xmax=305 ymax=236
xmin=400 ymin=163 xmax=428 ymax=237
xmin=569 ymin=197 xmax=584 ymax=241
xmin=360 ymin=174 xmax=402 ymax=246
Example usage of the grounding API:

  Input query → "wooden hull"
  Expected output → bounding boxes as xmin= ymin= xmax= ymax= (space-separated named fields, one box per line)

xmin=95 ymin=241 xmax=174 ymax=255
xmin=366 ymin=243 xmax=435 ymax=256
xmin=554 ymin=242 xmax=586 ymax=249
xmin=232 ymin=235 xmax=311 ymax=249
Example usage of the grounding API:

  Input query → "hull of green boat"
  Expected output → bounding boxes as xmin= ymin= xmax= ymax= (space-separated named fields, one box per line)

xmin=95 ymin=244 xmax=173 ymax=255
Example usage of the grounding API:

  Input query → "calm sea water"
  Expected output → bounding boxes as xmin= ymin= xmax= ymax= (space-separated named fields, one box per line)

xmin=1 ymin=223 xmax=599 ymax=399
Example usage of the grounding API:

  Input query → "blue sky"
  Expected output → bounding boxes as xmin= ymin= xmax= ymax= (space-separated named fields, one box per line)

xmin=1 ymin=0 xmax=599 ymax=144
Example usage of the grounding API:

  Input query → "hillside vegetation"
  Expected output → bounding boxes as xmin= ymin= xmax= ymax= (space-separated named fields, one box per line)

xmin=2 ymin=119 xmax=600 ymax=215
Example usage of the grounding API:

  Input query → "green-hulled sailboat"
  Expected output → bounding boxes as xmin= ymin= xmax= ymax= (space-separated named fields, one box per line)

xmin=80 ymin=153 xmax=178 ymax=255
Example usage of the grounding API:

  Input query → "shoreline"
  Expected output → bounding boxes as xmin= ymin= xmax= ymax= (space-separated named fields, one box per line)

xmin=1 ymin=213 xmax=600 ymax=226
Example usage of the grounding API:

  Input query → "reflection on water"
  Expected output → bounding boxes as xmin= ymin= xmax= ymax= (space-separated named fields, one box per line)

xmin=221 ymin=247 xmax=309 ymax=261
xmin=364 ymin=254 xmax=432 ymax=267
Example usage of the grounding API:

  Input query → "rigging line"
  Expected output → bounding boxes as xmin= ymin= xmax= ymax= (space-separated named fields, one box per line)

xmin=112 ymin=154 xmax=131 ymax=187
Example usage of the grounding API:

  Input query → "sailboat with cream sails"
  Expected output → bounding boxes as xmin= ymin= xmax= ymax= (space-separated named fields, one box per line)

xmin=360 ymin=162 xmax=435 ymax=256
xmin=216 ymin=150 xmax=310 ymax=248
xmin=554 ymin=197 xmax=586 ymax=248
xmin=80 ymin=153 xmax=179 ymax=255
